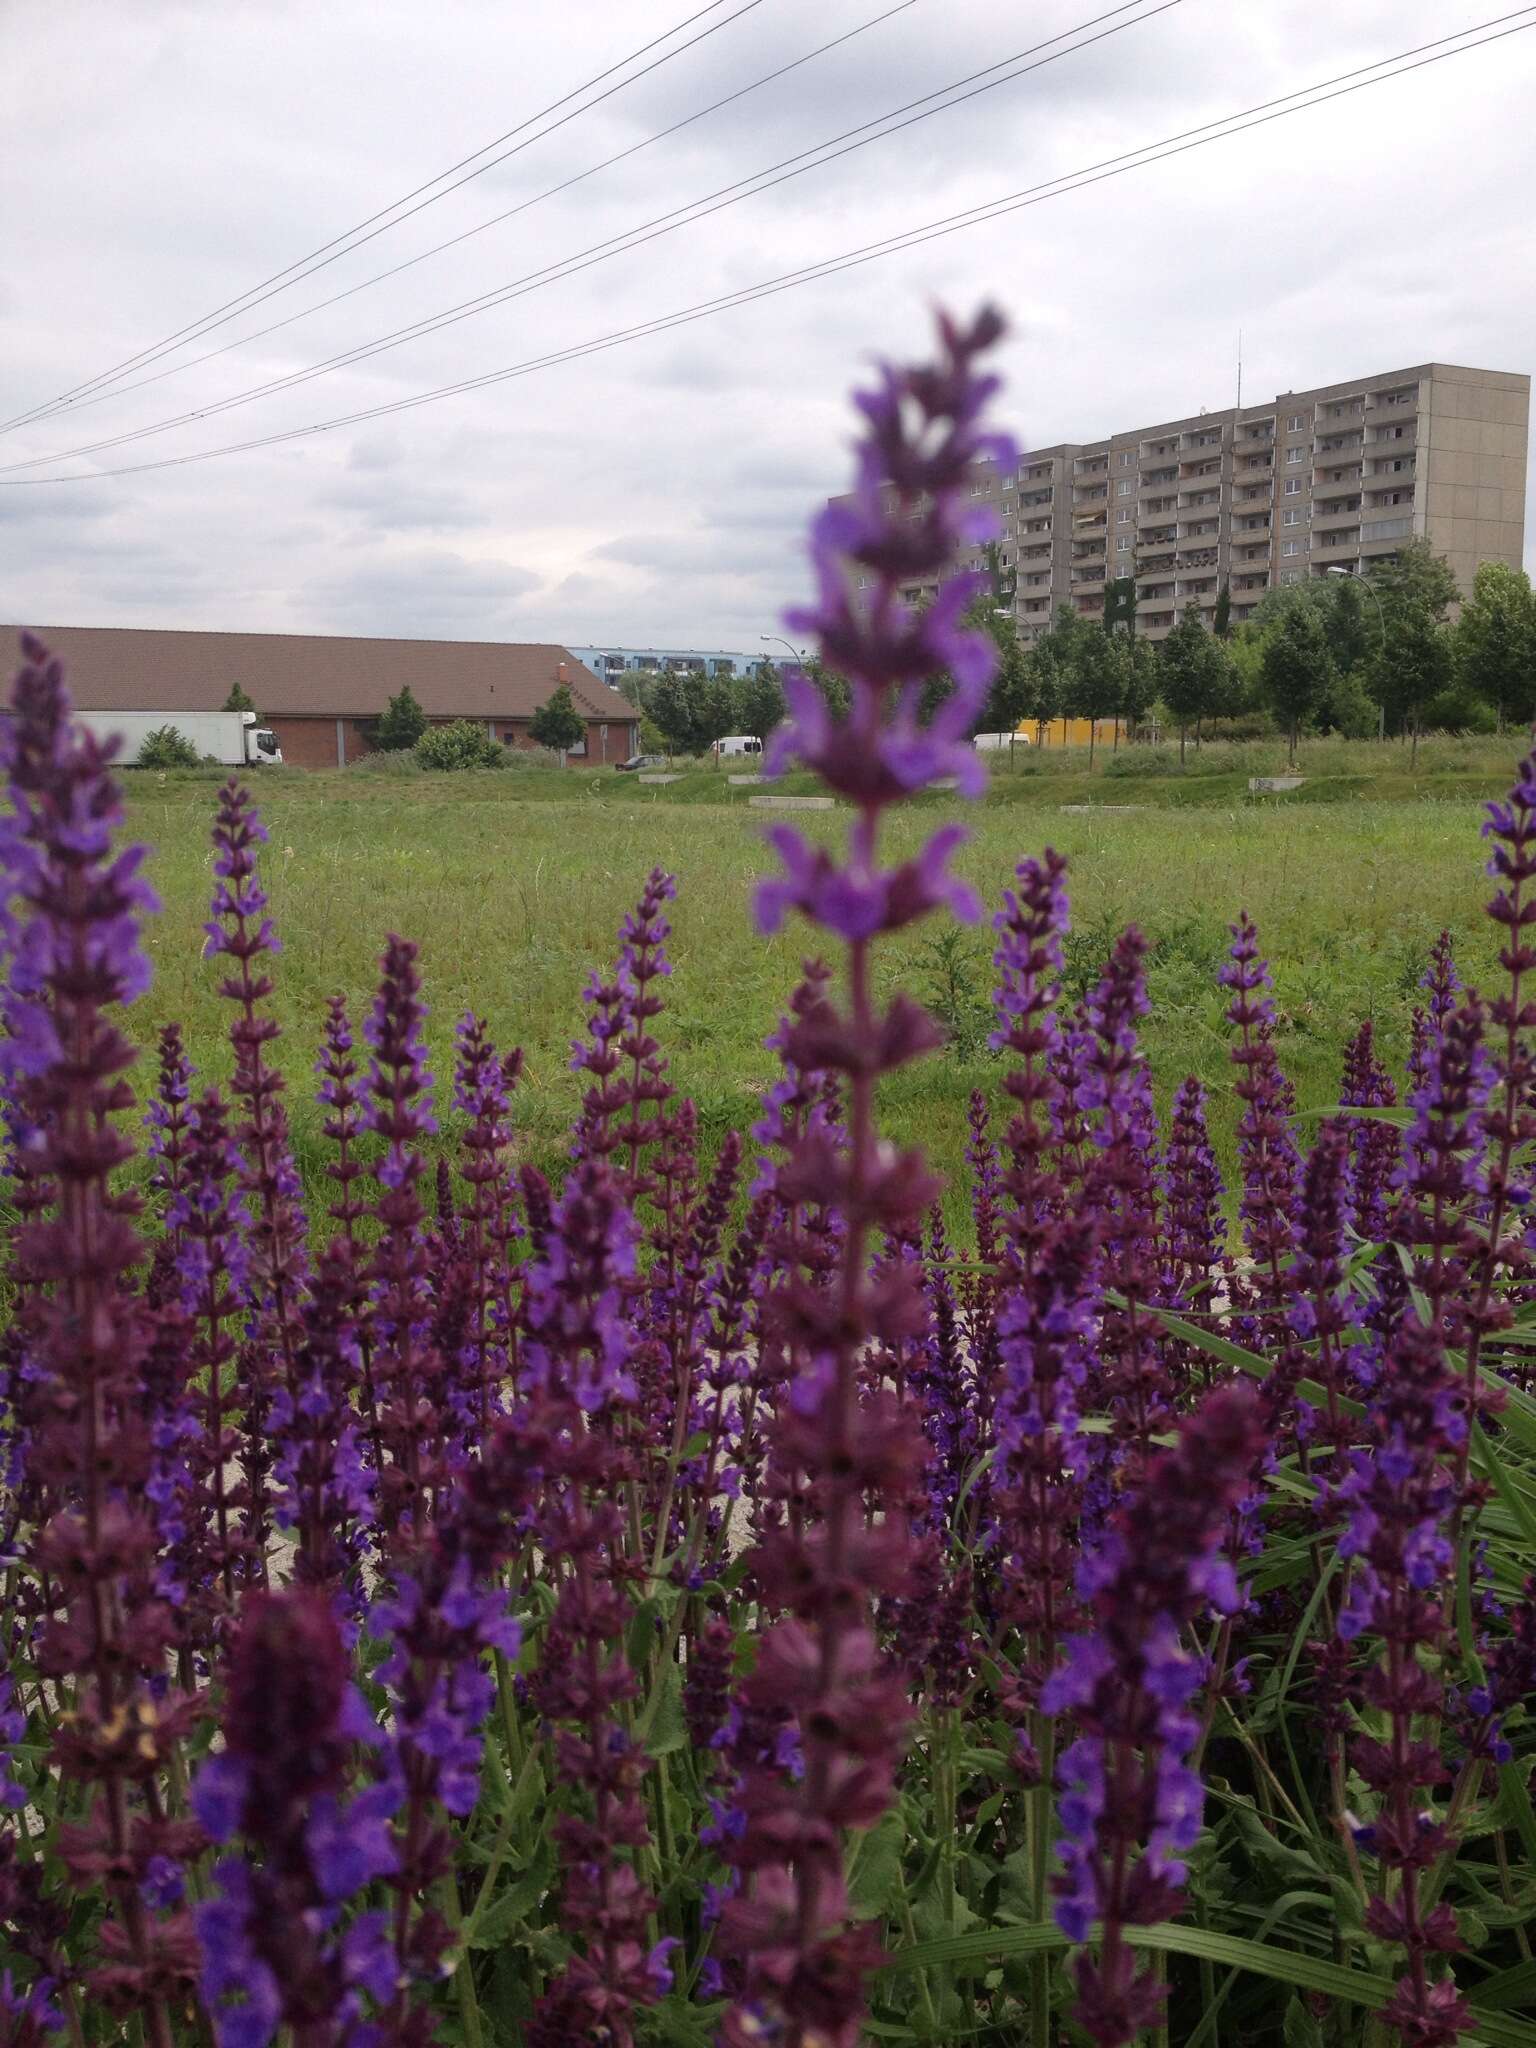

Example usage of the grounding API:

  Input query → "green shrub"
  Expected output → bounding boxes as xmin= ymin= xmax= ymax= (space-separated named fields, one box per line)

xmin=136 ymin=725 xmax=202 ymax=769
xmin=1420 ymin=684 xmax=1498 ymax=737
xmin=414 ymin=721 xmax=508 ymax=772
xmin=1318 ymin=668 xmax=1379 ymax=740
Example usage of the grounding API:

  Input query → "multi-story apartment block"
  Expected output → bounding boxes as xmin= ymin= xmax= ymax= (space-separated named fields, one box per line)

xmin=837 ymin=362 xmax=1529 ymax=644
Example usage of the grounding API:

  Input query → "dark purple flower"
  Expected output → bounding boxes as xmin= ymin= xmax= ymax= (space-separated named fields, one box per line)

xmin=1041 ymin=1385 xmax=1265 ymax=2047
xmin=193 ymin=1590 xmax=396 ymax=2048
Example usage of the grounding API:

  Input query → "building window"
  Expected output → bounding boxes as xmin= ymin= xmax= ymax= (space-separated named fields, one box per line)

xmin=970 ymin=480 xmax=987 ymax=495
xmin=1283 ymin=479 xmax=1301 ymax=496
xmin=1282 ymin=539 xmax=1304 ymax=556
xmin=1283 ymin=510 xmax=1302 ymax=526
xmin=1117 ymin=480 xmax=1133 ymax=496
xmin=1117 ymin=537 xmax=1131 ymax=552
xmin=1286 ymin=446 xmax=1306 ymax=464
xmin=1117 ymin=509 xmax=1132 ymax=525
xmin=1281 ymin=570 xmax=1300 ymax=585
xmin=1288 ymin=413 xmax=1305 ymax=431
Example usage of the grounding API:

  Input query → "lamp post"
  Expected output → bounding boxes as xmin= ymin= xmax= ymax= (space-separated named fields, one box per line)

xmin=759 ymin=634 xmax=804 ymax=670
xmin=1326 ymin=565 xmax=1387 ymax=739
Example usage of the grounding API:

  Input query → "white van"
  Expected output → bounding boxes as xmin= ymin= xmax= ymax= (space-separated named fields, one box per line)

xmin=717 ymin=734 xmax=763 ymax=758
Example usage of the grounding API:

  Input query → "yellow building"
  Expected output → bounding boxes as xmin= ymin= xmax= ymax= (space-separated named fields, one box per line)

xmin=1026 ymin=717 xmax=1120 ymax=749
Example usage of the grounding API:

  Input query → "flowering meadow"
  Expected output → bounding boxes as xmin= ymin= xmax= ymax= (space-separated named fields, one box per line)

xmin=4 ymin=311 xmax=1536 ymax=2048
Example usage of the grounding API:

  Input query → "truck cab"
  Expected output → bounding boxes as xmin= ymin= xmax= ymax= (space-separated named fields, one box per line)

xmin=239 ymin=712 xmax=283 ymax=765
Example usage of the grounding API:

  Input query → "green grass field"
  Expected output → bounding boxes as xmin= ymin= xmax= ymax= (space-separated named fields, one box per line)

xmin=117 ymin=730 xmax=1522 ymax=1227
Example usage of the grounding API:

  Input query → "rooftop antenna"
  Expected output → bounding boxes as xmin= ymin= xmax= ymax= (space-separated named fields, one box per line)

xmin=1236 ymin=328 xmax=1243 ymax=415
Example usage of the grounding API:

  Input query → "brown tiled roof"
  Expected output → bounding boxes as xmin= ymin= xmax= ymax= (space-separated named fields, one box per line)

xmin=4 ymin=625 xmax=614 ymax=721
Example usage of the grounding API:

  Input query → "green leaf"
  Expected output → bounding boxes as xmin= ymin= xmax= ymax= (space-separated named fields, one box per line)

xmin=882 ymin=1920 xmax=1531 ymax=2045
xmin=849 ymin=1811 xmax=906 ymax=1916
xmin=1282 ymin=1994 xmax=1325 ymax=2048
xmin=644 ymin=1660 xmax=689 ymax=1758
xmin=1472 ymin=1421 xmax=1536 ymax=1547
xmin=1473 ymin=1954 xmax=1536 ymax=2012
xmin=465 ymin=1840 xmax=554 ymax=1949
xmin=1293 ymin=1102 xmax=1413 ymax=1128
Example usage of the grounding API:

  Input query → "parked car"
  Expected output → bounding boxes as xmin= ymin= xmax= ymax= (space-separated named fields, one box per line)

xmin=615 ymin=753 xmax=667 ymax=772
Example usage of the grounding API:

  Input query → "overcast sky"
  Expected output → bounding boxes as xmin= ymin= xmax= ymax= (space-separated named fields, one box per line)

xmin=3 ymin=0 xmax=1532 ymax=654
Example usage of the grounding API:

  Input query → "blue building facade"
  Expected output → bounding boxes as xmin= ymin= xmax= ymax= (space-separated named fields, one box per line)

xmin=566 ymin=645 xmax=796 ymax=687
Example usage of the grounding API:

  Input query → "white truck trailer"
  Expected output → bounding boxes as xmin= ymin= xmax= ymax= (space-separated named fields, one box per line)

xmin=76 ymin=709 xmax=283 ymax=767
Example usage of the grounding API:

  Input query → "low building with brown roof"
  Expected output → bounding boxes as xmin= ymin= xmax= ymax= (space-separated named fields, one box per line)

xmin=4 ymin=624 xmax=639 ymax=768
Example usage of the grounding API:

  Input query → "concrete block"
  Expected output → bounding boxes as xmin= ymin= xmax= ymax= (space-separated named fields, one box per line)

xmin=1249 ymin=776 xmax=1304 ymax=793
xmin=748 ymin=794 xmax=835 ymax=811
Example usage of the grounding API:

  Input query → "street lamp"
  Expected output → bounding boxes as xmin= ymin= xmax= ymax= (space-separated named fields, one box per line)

xmin=1326 ymin=565 xmax=1388 ymax=739
xmin=759 ymin=634 xmax=804 ymax=668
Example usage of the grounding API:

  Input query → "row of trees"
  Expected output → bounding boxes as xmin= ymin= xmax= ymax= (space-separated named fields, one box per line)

xmin=618 ymin=662 xmax=788 ymax=758
xmin=1024 ymin=544 xmax=1536 ymax=766
xmin=362 ymin=546 xmax=1536 ymax=773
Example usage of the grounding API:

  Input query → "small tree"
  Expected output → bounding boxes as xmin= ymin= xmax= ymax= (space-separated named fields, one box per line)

xmin=375 ymin=684 xmax=428 ymax=752
xmin=136 ymin=725 xmax=201 ymax=769
xmin=1121 ymin=635 xmax=1158 ymax=741
xmin=1373 ymin=611 xmax=1454 ymax=766
xmin=737 ymin=662 xmax=786 ymax=745
xmin=1030 ymin=605 xmax=1085 ymax=744
xmin=1071 ymin=624 xmax=1126 ymax=768
xmin=1260 ymin=604 xmax=1334 ymax=764
xmin=1159 ymin=604 xmax=1222 ymax=764
xmin=221 ymin=682 xmax=262 ymax=718
xmin=1325 ymin=573 xmax=1371 ymax=677
xmin=1212 ymin=582 xmax=1232 ymax=640
xmin=528 ymin=684 xmax=587 ymax=759
xmin=978 ymin=616 xmax=1031 ymax=764
xmin=1456 ymin=561 xmax=1536 ymax=727
xmin=647 ymin=670 xmax=704 ymax=757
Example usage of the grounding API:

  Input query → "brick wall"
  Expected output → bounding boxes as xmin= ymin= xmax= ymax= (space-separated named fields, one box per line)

xmin=266 ymin=712 xmax=639 ymax=768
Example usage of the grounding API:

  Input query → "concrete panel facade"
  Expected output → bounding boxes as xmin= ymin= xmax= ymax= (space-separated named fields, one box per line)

xmin=835 ymin=359 xmax=1529 ymax=645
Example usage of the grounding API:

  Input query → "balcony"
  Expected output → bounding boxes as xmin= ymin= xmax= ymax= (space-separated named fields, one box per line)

xmin=1019 ymin=489 xmax=1053 ymax=509
xmin=1365 ymin=392 xmax=1419 ymax=425
xmin=1234 ymin=454 xmax=1275 ymax=478
xmin=1232 ymin=572 xmax=1270 ymax=593
xmin=1313 ymin=502 xmax=1363 ymax=533
xmin=1233 ymin=419 xmax=1276 ymax=449
xmin=1311 ymin=535 xmax=1363 ymax=565
xmin=1316 ymin=431 xmax=1363 ymax=457
xmin=1235 ymin=514 xmax=1272 ymax=534
xmin=1313 ymin=469 xmax=1363 ymax=498
xmin=1365 ymin=422 xmax=1417 ymax=452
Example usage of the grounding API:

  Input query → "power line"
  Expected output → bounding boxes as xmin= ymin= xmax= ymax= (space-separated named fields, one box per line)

xmin=6 ymin=10 xmax=1531 ymax=489
xmin=10 ymin=0 xmax=920 ymax=429
xmin=0 ymin=0 xmax=762 ymax=434
xmin=0 ymin=0 xmax=1181 ymax=475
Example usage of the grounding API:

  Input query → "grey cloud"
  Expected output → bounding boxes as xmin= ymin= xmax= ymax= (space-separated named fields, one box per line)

xmin=302 ymin=550 xmax=544 ymax=637
xmin=0 ymin=0 xmax=1529 ymax=652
